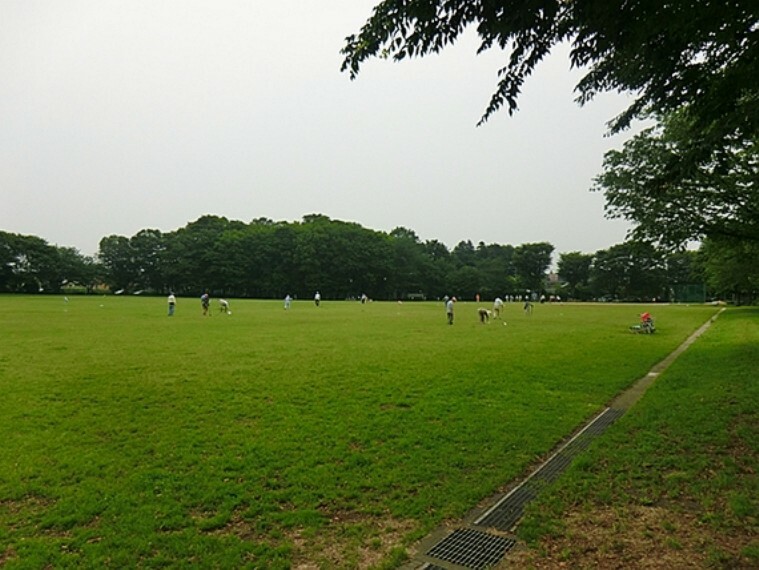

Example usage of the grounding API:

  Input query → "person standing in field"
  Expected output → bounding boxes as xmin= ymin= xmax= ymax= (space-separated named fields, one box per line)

xmin=446 ymin=296 xmax=456 ymax=325
xmin=201 ymin=290 xmax=210 ymax=316
xmin=167 ymin=292 xmax=176 ymax=316
xmin=284 ymin=294 xmax=292 ymax=310
xmin=314 ymin=291 xmax=321 ymax=307
xmin=493 ymin=297 xmax=504 ymax=319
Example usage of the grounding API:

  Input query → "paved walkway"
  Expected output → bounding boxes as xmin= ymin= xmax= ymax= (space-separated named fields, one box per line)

xmin=401 ymin=309 xmax=725 ymax=570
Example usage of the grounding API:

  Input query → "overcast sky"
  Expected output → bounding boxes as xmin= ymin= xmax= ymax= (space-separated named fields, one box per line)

xmin=1 ymin=1 xmax=639 ymax=259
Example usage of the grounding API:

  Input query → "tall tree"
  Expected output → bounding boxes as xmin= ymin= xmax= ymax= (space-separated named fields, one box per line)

xmin=130 ymin=229 xmax=166 ymax=292
xmin=98 ymin=235 xmax=135 ymax=292
xmin=1 ymin=231 xmax=98 ymax=293
xmin=590 ymin=242 xmax=667 ymax=301
xmin=475 ymin=242 xmax=516 ymax=299
xmin=163 ymin=216 xmax=243 ymax=294
xmin=0 ymin=232 xmax=18 ymax=291
xmin=448 ymin=265 xmax=483 ymax=299
xmin=451 ymin=240 xmax=476 ymax=267
xmin=558 ymin=251 xmax=593 ymax=300
xmin=55 ymin=247 xmax=100 ymax=292
xmin=513 ymin=242 xmax=554 ymax=292
xmin=665 ymin=250 xmax=703 ymax=287
xmin=388 ymin=227 xmax=427 ymax=299
xmin=699 ymin=237 xmax=759 ymax=304
xmin=421 ymin=239 xmax=452 ymax=298
xmin=595 ymin=110 xmax=759 ymax=248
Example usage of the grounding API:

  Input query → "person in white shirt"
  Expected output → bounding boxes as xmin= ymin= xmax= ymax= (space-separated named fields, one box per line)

xmin=446 ymin=297 xmax=456 ymax=325
xmin=493 ymin=297 xmax=504 ymax=319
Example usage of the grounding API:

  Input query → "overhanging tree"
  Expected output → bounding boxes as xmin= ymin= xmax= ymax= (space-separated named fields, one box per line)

xmin=594 ymin=110 xmax=759 ymax=248
xmin=342 ymin=1 xmax=756 ymax=136
xmin=342 ymin=1 xmax=758 ymax=247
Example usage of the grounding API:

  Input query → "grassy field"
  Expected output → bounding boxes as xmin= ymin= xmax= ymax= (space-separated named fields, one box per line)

xmin=511 ymin=307 xmax=758 ymax=569
xmin=0 ymin=296 xmax=720 ymax=568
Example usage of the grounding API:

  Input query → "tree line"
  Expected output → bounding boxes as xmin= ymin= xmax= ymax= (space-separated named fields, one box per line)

xmin=97 ymin=214 xmax=555 ymax=300
xmin=2 ymin=215 xmax=756 ymax=303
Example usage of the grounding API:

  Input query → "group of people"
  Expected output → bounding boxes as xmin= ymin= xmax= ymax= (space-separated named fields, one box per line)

xmin=167 ymin=291 xmax=538 ymax=323
xmin=167 ymin=290 xmax=231 ymax=316
xmin=167 ymin=291 xmax=325 ymax=316
xmin=168 ymin=293 xmax=655 ymax=335
xmin=444 ymin=295 xmax=535 ymax=325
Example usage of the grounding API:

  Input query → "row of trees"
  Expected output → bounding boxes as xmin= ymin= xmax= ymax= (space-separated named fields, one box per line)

xmin=2 ymin=215 xmax=757 ymax=303
xmin=0 ymin=232 xmax=101 ymax=294
xmin=97 ymin=214 xmax=554 ymax=300
xmin=560 ymin=238 xmax=759 ymax=305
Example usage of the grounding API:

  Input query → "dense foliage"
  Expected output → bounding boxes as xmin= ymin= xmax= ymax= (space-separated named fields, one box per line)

xmin=96 ymin=215 xmax=556 ymax=300
xmin=595 ymin=110 xmax=759 ymax=248
xmin=0 ymin=231 xmax=102 ymax=294
xmin=6 ymin=214 xmax=755 ymax=302
xmin=342 ymin=1 xmax=756 ymax=137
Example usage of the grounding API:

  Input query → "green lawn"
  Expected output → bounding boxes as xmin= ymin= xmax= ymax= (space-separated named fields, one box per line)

xmin=0 ymin=296 xmax=719 ymax=568
xmin=514 ymin=307 xmax=758 ymax=569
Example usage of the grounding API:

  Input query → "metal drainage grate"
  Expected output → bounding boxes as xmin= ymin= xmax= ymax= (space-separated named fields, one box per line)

xmin=426 ymin=528 xmax=516 ymax=569
xmin=473 ymin=484 xmax=537 ymax=532
xmin=476 ymin=407 xmax=625 ymax=531
xmin=585 ymin=407 xmax=625 ymax=434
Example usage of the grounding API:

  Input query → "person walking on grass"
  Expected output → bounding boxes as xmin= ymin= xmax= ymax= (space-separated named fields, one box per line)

xmin=167 ymin=292 xmax=176 ymax=316
xmin=201 ymin=290 xmax=210 ymax=316
xmin=446 ymin=296 xmax=456 ymax=325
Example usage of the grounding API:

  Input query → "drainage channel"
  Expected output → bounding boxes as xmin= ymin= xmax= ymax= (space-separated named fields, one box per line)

xmin=404 ymin=309 xmax=724 ymax=570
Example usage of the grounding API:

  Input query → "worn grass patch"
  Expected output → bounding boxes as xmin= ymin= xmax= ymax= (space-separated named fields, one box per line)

xmin=0 ymin=295 xmax=718 ymax=567
xmin=512 ymin=308 xmax=758 ymax=569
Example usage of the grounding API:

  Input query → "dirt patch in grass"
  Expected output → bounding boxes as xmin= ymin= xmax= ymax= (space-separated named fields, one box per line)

xmin=196 ymin=507 xmax=417 ymax=568
xmin=0 ymin=495 xmax=55 ymax=514
xmin=504 ymin=504 xmax=757 ymax=569
xmin=0 ymin=546 xmax=18 ymax=565
xmin=287 ymin=511 xmax=417 ymax=569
